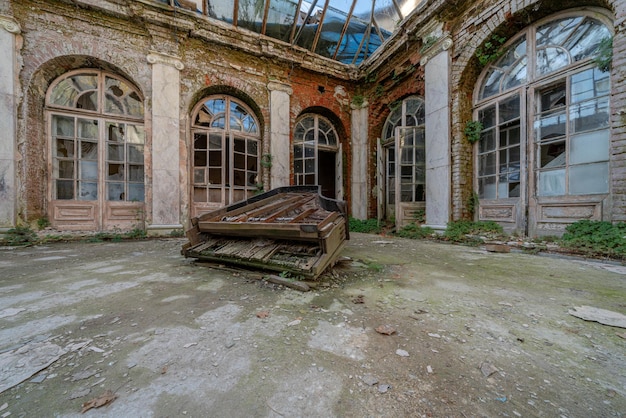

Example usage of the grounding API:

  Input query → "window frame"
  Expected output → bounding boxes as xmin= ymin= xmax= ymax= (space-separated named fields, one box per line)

xmin=47 ymin=70 xmax=145 ymax=203
xmin=473 ymin=9 xmax=613 ymax=202
xmin=190 ymin=95 xmax=261 ymax=207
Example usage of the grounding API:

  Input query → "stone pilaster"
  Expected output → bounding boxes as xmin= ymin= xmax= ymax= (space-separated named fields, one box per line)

xmin=422 ymin=35 xmax=453 ymax=231
xmin=267 ymin=81 xmax=292 ymax=189
xmin=147 ymin=51 xmax=184 ymax=234
xmin=0 ymin=15 xmax=21 ymax=230
xmin=351 ymin=101 xmax=369 ymax=219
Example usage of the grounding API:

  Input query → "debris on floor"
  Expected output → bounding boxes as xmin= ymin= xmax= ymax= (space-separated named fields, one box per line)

xmin=568 ymin=305 xmax=626 ymax=328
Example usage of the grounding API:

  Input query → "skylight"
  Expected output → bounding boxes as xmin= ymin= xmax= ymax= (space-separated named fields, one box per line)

xmin=166 ymin=0 xmax=426 ymax=65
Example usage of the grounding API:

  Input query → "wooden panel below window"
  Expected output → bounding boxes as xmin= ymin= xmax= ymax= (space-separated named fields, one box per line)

xmin=50 ymin=201 xmax=97 ymax=230
xmin=479 ymin=205 xmax=515 ymax=222
xmin=538 ymin=203 xmax=600 ymax=222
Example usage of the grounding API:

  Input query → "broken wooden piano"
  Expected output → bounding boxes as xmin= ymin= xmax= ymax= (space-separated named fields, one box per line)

xmin=182 ymin=186 xmax=349 ymax=279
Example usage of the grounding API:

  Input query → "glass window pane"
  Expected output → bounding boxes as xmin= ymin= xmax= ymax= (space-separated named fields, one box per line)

xmin=479 ymin=176 xmax=496 ymax=199
xmin=54 ymin=115 xmax=75 ymax=137
xmin=194 ymin=168 xmax=206 ymax=184
xmin=128 ymin=165 xmax=144 ymax=182
xmin=479 ymin=106 xmax=496 ymax=129
xmin=56 ymin=139 xmax=74 ymax=158
xmin=80 ymin=141 xmax=97 ymax=159
xmin=571 ymin=68 xmax=609 ymax=103
xmin=305 ymin=158 xmax=315 ymax=174
xmin=499 ymin=95 xmax=520 ymax=123
xmin=502 ymin=57 xmax=527 ymax=91
xmin=294 ymin=144 xmax=303 ymax=159
xmin=247 ymin=139 xmax=258 ymax=155
xmin=107 ymin=123 xmax=124 ymax=141
xmin=479 ymin=153 xmax=496 ymax=176
xmin=108 ymin=164 xmax=125 ymax=180
xmin=58 ymin=161 xmax=74 ymax=179
xmin=536 ymin=47 xmax=570 ymax=76
xmin=194 ymin=133 xmax=207 ymax=150
xmin=195 ymin=151 xmax=207 ymax=166
xmin=538 ymin=169 xmax=565 ymax=196
xmin=570 ymin=98 xmax=609 ymax=133
xmin=128 ymin=183 xmax=145 ymax=202
xmin=78 ymin=119 xmax=98 ymax=139
xmin=569 ymin=162 xmax=609 ymax=194
xmin=56 ymin=180 xmax=74 ymax=199
xmin=76 ymin=181 xmax=95 ymax=200
xmin=304 ymin=145 xmax=315 ymax=158
xmin=128 ymin=145 xmax=144 ymax=163
xmin=536 ymin=17 xmax=582 ymax=47
xmin=565 ymin=19 xmax=611 ymax=62
xmin=480 ymin=69 xmax=504 ymax=99
xmin=193 ymin=187 xmax=207 ymax=203
xmin=234 ymin=138 xmax=245 ymax=153
xmin=107 ymin=182 xmax=124 ymax=201
xmin=108 ymin=144 xmax=124 ymax=161
xmin=234 ymin=153 xmax=245 ymax=169
xmin=81 ymin=161 xmax=98 ymax=180
xmin=209 ymin=168 xmax=222 ymax=184
xmin=127 ymin=125 xmax=145 ymax=144
xmin=50 ymin=75 xmax=97 ymax=108
xmin=540 ymin=141 xmax=566 ymax=168
xmin=79 ymin=182 xmax=98 ymax=200
xmin=233 ymin=169 xmax=245 ymax=186
xmin=570 ymin=130 xmax=609 ymax=164
xmin=105 ymin=76 xmax=143 ymax=117
xmin=479 ymin=129 xmax=495 ymax=153
xmin=537 ymin=111 xmax=566 ymax=141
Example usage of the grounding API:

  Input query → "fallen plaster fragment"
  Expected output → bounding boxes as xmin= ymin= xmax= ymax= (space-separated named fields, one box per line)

xmin=568 ymin=306 xmax=626 ymax=329
xmin=0 ymin=341 xmax=67 ymax=394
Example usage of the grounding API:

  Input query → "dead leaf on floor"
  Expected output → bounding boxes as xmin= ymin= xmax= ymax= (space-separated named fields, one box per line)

xmin=81 ymin=390 xmax=117 ymax=413
xmin=256 ymin=310 xmax=270 ymax=319
xmin=352 ymin=295 xmax=365 ymax=304
xmin=161 ymin=365 xmax=168 ymax=374
xmin=375 ymin=325 xmax=396 ymax=335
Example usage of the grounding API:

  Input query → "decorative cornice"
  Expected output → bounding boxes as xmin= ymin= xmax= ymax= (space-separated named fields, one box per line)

xmin=267 ymin=81 xmax=293 ymax=95
xmin=420 ymin=36 xmax=452 ymax=66
xmin=0 ymin=15 xmax=21 ymax=34
xmin=147 ymin=51 xmax=184 ymax=70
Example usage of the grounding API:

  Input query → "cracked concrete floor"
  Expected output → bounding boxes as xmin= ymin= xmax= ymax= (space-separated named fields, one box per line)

xmin=0 ymin=233 xmax=625 ymax=417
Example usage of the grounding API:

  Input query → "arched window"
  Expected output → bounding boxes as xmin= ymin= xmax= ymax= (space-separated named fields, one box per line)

xmin=191 ymin=96 xmax=260 ymax=207
xmin=293 ymin=114 xmax=338 ymax=187
xmin=47 ymin=71 xmax=145 ymax=203
xmin=473 ymin=11 xmax=612 ymax=235
xmin=381 ymin=97 xmax=426 ymax=206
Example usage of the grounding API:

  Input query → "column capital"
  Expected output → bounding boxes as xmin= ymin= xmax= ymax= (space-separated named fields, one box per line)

xmin=147 ymin=51 xmax=184 ymax=71
xmin=0 ymin=15 xmax=21 ymax=34
xmin=267 ymin=80 xmax=293 ymax=95
xmin=420 ymin=36 xmax=452 ymax=67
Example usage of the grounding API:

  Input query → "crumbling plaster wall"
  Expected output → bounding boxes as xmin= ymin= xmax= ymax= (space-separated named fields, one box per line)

xmin=11 ymin=0 xmax=357 ymax=226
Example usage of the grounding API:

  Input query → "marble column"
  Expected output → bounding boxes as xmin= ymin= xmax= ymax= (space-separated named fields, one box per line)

xmin=0 ymin=15 xmax=20 ymax=230
xmin=422 ymin=36 xmax=452 ymax=231
xmin=146 ymin=51 xmax=184 ymax=235
xmin=351 ymin=101 xmax=369 ymax=219
xmin=267 ymin=81 xmax=292 ymax=189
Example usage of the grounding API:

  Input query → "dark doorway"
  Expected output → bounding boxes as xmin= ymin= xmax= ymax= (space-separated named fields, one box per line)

xmin=318 ymin=150 xmax=336 ymax=198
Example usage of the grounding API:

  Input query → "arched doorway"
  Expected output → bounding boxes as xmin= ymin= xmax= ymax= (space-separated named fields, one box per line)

xmin=190 ymin=95 xmax=261 ymax=215
xmin=46 ymin=70 xmax=145 ymax=230
xmin=379 ymin=96 xmax=426 ymax=227
xmin=293 ymin=114 xmax=343 ymax=199
xmin=473 ymin=10 xmax=612 ymax=236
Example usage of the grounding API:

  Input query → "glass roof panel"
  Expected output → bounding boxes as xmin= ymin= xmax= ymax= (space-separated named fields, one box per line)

xmin=173 ymin=0 xmax=426 ymax=65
